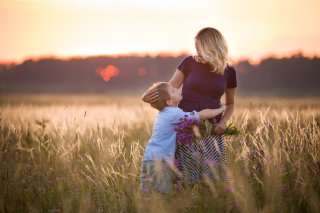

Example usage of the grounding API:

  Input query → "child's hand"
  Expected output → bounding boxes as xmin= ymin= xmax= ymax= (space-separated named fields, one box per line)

xmin=220 ymin=104 xmax=226 ymax=112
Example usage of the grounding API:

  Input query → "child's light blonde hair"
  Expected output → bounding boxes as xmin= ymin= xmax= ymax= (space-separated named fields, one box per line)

xmin=147 ymin=82 xmax=171 ymax=111
xmin=195 ymin=27 xmax=229 ymax=75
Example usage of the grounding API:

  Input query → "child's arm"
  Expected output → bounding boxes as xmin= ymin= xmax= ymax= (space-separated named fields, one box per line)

xmin=197 ymin=105 xmax=225 ymax=120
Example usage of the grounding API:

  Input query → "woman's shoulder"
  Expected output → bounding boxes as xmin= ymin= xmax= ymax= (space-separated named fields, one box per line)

xmin=224 ymin=63 xmax=238 ymax=87
xmin=185 ymin=55 xmax=194 ymax=60
xmin=225 ymin=63 xmax=235 ymax=69
xmin=225 ymin=63 xmax=236 ymax=74
xmin=178 ymin=56 xmax=196 ymax=71
xmin=180 ymin=55 xmax=194 ymax=63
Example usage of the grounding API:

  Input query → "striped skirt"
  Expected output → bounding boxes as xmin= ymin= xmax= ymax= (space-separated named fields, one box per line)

xmin=175 ymin=122 xmax=227 ymax=185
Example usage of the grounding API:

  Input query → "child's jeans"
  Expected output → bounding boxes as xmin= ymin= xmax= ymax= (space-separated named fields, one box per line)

xmin=139 ymin=159 xmax=173 ymax=194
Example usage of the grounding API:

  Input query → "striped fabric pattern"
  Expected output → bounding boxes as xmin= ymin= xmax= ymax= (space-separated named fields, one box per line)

xmin=175 ymin=132 xmax=227 ymax=185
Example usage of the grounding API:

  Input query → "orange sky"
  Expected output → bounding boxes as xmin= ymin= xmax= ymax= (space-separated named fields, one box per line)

xmin=1 ymin=0 xmax=320 ymax=63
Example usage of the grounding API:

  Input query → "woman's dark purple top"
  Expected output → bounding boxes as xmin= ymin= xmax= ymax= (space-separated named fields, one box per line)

xmin=177 ymin=56 xmax=237 ymax=123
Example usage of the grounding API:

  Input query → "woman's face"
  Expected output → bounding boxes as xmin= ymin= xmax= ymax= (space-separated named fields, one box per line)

xmin=195 ymin=39 xmax=201 ymax=55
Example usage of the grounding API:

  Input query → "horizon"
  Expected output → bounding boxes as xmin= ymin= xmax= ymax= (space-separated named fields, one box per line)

xmin=0 ymin=51 xmax=318 ymax=66
xmin=1 ymin=0 xmax=320 ymax=63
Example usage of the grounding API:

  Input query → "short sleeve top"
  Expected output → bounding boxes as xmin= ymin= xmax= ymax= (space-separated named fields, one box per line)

xmin=143 ymin=107 xmax=199 ymax=162
xmin=177 ymin=56 xmax=237 ymax=122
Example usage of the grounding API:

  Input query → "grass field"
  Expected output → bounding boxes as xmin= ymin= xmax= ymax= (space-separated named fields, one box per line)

xmin=0 ymin=94 xmax=319 ymax=212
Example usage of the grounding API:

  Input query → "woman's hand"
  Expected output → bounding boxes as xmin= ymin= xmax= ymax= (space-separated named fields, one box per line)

xmin=141 ymin=87 xmax=159 ymax=103
xmin=142 ymin=69 xmax=185 ymax=103
xmin=213 ymin=120 xmax=227 ymax=135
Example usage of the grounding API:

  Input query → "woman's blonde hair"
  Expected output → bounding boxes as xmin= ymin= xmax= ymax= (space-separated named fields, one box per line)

xmin=195 ymin=27 xmax=229 ymax=75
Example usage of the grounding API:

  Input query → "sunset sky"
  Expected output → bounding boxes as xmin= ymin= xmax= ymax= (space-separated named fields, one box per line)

xmin=1 ymin=0 xmax=319 ymax=63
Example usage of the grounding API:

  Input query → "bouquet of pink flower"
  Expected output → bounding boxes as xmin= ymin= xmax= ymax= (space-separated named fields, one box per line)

xmin=175 ymin=114 xmax=239 ymax=145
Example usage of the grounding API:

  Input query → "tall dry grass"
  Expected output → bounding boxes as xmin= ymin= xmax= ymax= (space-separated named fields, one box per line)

xmin=0 ymin=95 xmax=319 ymax=212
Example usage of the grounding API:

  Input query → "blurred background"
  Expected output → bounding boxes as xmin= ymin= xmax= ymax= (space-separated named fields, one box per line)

xmin=0 ymin=0 xmax=319 ymax=96
xmin=1 ymin=1 xmax=320 ymax=212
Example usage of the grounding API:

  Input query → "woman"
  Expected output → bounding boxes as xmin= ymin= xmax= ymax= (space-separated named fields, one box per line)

xmin=143 ymin=27 xmax=237 ymax=185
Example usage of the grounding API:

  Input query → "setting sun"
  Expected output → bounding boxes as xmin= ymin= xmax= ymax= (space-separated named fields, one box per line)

xmin=96 ymin=65 xmax=120 ymax=82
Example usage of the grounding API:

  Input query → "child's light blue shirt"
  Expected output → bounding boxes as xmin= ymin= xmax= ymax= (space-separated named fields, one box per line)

xmin=143 ymin=106 xmax=199 ymax=162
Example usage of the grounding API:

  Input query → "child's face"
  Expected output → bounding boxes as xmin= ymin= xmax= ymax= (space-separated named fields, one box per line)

xmin=168 ymin=86 xmax=182 ymax=105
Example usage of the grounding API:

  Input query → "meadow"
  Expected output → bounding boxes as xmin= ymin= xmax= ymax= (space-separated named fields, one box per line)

xmin=0 ymin=94 xmax=319 ymax=212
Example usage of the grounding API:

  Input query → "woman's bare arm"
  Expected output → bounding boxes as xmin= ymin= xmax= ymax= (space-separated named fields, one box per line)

xmin=168 ymin=69 xmax=185 ymax=89
xmin=220 ymin=88 xmax=236 ymax=124
xmin=213 ymin=88 xmax=236 ymax=135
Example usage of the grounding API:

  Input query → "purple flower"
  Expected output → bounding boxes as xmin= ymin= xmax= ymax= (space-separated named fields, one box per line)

xmin=280 ymin=185 xmax=286 ymax=193
xmin=174 ymin=184 xmax=183 ymax=193
xmin=141 ymin=187 xmax=149 ymax=193
xmin=175 ymin=117 xmax=200 ymax=145
xmin=225 ymin=185 xmax=233 ymax=193
xmin=249 ymin=150 xmax=257 ymax=156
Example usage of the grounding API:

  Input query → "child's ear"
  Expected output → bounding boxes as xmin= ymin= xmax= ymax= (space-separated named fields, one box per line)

xmin=166 ymin=99 xmax=173 ymax=106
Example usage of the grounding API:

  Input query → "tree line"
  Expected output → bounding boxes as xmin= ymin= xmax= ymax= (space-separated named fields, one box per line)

xmin=0 ymin=54 xmax=319 ymax=96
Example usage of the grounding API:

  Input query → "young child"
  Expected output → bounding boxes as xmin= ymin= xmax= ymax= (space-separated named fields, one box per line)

xmin=140 ymin=82 xmax=225 ymax=194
